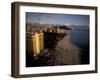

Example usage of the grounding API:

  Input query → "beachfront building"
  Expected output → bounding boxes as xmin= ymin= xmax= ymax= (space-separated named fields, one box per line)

xmin=43 ymin=25 xmax=71 ymax=34
xmin=26 ymin=25 xmax=44 ymax=57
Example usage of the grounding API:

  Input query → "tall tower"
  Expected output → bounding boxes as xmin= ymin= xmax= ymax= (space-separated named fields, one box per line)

xmin=33 ymin=32 xmax=44 ymax=56
xmin=26 ymin=32 xmax=44 ymax=57
xmin=57 ymin=25 xmax=60 ymax=33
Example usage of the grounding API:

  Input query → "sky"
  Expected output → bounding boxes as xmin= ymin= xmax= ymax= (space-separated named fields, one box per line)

xmin=26 ymin=12 xmax=89 ymax=26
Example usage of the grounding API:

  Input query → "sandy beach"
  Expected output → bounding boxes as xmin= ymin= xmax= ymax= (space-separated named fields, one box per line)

xmin=54 ymin=36 xmax=81 ymax=65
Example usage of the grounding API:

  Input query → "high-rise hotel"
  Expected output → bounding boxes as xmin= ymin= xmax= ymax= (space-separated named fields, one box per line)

xmin=26 ymin=24 xmax=44 ymax=57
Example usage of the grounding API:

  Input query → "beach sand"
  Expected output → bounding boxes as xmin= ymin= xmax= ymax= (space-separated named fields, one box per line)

xmin=54 ymin=36 xmax=81 ymax=65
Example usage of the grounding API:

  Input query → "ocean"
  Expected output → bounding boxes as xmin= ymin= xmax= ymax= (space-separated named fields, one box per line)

xmin=68 ymin=25 xmax=89 ymax=50
xmin=68 ymin=25 xmax=89 ymax=64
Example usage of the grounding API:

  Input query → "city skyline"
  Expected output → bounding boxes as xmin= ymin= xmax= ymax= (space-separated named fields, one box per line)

xmin=26 ymin=12 xmax=89 ymax=26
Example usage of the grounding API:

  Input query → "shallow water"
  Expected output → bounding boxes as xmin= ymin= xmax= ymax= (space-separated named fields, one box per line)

xmin=68 ymin=26 xmax=89 ymax=64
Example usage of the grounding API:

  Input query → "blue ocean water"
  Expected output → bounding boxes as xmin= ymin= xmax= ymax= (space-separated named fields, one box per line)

xmin=68 ymin=26 xmax=89 ymax=50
